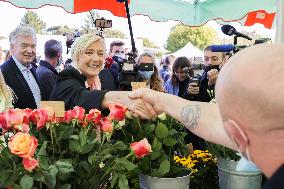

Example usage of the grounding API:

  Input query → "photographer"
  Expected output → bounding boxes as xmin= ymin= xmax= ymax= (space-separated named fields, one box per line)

xmin=137 ymin=52 xmax=164 ymax=92
xmin=188 ymin=46 xmax=225 ymax=102
xmin=164 ymin=57 xmax=196 ymax=100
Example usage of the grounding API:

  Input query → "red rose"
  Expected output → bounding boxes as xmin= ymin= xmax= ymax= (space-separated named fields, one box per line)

xmin=43 ymin=106 xmax=56 ymax=122
xmin=8 ymin=132 xmax=38 ymax=158
xmin=64 ymin=110 xmax=72 ymax=123
xmin=22 ymin=157 xmax=39 ymax=172
xmin=0 ymin=112 xmax=9 ymax=131
xmin=29 ymin=109 xmax=49 ymax=130
xmin=86 ymin=109 xmax=102 ymax=124
xmin=100 ymin=117 xmax=113 ymax=133
xmin=130 ymin=138 xmax=152 ymax=159
xmin=70 ymin=106 xmax=85 ymax=122
xmin=108 ymin=103 xmax=127 ymax=121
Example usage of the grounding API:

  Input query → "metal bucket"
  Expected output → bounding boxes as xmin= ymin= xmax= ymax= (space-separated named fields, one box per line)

xmin=139 ymin=173 xmax=190 ymax=189
xmin=217 ymin=158 xmax=262 ymax=189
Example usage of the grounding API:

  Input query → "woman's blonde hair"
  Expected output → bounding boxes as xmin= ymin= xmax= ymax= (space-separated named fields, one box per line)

xmin=70 ymin=34 xmax=106 ymax=64
xmin=0 ymin=71 xmax=13 ymax=111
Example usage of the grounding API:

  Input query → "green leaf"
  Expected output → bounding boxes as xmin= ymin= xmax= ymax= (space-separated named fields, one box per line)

xmin=152 ymin=138 xmax=162 ymax=151
xmin=79 ymin=143 xmax=94 ymax=154
xmin=43 ymin=165 xmax=58 ymax=189
xmin=150 ymin=151 xmax=161 ymax=160
xmin=158 ymin=160 xmax=170 ymax=176
xmin=58 ymin=184 xmax=71 ymax=189
xmin=110 ymin=173 xmax=119 ymax=188
xmin=79 ymin=130 xmax=87 ymax=147
xmin=55 ymin=161 xmax=74 ymax=175
xmin=118 ymin=174 xmax=129 ymax=189
xmin=0 ymin=170 xmax=18 ymax=187
xmin=69 ymin=140 xmax=80 ymax=152
xmin=155 ymin=122 xmax=169 ymax=139
xmin=116 ymin=158 xmax=137 ymax=171
xmin=38 ymin=156 xmax=49 ymax=170
xmin=163 ymin=138 xmax=177 ymax=146
xmin=20 ymin=175 xmax=33 ymax=189
xmin=37 ymin=141 xmax=47 ymax=156
xmin=57 ymin=126 xmax=75 ymax=140
xmin=143 ymin=123 xmax=156 ymax=136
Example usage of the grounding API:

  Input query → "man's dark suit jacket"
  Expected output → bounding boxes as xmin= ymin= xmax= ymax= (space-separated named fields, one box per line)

xmin=36 ymin=60 xmax=58 ymax=100
xmin=50 ymin=66 xmax=115 ymax=112
xmin=1 ymin=57 xmax=41 ymax=109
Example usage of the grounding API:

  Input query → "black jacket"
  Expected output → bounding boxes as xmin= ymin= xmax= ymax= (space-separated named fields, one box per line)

xmin=36 ymin=60 xmax=58 ymax=100
xmin=1 ymin=57 xmax=41 ymax=109
xmin=50 ymin=66 xmax=114 ymax=112
xmin=262 ymin=164 xmax=284 ymax=189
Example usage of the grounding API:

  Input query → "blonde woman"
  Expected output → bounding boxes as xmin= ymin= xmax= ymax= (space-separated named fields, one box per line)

xmin=0 ymin=71 xmax=13 ymax=112
xmin=50 ymin=34 xmax=156 ymax=119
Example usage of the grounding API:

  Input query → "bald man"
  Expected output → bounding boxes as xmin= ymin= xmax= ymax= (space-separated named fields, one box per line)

xmin=129 ymin=43 xmax=284 ymax=188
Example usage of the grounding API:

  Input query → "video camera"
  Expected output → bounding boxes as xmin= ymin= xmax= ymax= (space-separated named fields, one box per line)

xmin=64 ymin=30 xmax=82 ymax=54
xmin=113 ymin=51 xmax=154 ymax=89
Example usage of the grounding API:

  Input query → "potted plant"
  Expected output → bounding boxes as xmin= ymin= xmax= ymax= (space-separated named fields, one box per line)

xmin=0 ymin=104 xmax=192 ymax=189
xmin=206 ymin=142 xmax=262 ymax=189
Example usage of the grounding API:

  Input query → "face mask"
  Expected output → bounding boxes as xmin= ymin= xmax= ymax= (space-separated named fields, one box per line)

xmin=113 ymin=53 xmax=125 ymax=59
xmin=139 ymin=71 xmax=154 ymax=80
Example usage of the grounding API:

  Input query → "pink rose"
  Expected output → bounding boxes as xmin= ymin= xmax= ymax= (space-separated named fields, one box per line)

xmin=108 ymin=103 xmax=127 ymax=121
xmin=86 ymin=109 xmax=102 ymax=124
xmin=100 ymin=117 xmax=113 ymax=133
xmin=22 ymin=157 xmax=39 ymax=172
xmin=29 ymin=109 xmax=48 ymax=130
xmin=64 ymin=110 xmax=72 ymax=123
xmin=130 ymin=138 xmax=152 ymax=159
xmin=70 ymin=106 xmax=85 ymax=122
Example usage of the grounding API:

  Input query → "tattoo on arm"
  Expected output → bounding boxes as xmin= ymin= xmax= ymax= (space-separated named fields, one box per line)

xmin=181 ymin=105 xmax=201 ymax=130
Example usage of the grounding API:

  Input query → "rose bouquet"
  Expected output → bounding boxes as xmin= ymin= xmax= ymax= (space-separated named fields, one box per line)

xmin=0 ymin=103 xmax=190 ymax=189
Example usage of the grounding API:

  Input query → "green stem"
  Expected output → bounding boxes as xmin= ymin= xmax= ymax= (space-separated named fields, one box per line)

xmin=49 ymin=124 xmax=54 ymax=157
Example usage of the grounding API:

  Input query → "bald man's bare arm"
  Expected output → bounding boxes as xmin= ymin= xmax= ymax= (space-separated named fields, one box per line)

xmin=129 ymin=89 xmax=237 ymax=150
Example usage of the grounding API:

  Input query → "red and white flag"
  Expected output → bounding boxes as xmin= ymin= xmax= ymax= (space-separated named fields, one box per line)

xmin=244 ymin=10 xmax=276 ymax=29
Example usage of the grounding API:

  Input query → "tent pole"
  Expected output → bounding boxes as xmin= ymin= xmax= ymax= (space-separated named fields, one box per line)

xmin=275 ymin=0 xmax=284 ymax=43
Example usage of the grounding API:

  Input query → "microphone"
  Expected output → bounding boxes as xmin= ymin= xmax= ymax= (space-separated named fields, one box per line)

xmin=112 ymin=55 xmax=125 ymax=64
xmin=210 ymin=44 xmax=235 ymax=52
xmin=105 ymin=57 xmax=113 ymax=68
xmin=221 ymin=25 xmax=252 ymax=40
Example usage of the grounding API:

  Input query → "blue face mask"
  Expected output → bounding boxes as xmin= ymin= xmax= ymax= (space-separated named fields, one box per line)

xmin=138 ymin=71 xmax=154 ymax=80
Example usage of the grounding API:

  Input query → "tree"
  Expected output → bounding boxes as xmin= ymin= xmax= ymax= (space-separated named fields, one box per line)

xmin=138 ymin=37 xmax=159 ymax=48
xmin=103 ymin=29 xmax=126 ymax=38
xmin=81 ymin=10 xmax=100 ymax=34
xmin=20 ymin=11 xmax=46 ymax=34
xmin=46 ymin=25 xmax=74 ymax=35
xmin=166 ymin=24 xmax=218 ymax=52
xmin=81 ymin=10 xmax=126 ymax=38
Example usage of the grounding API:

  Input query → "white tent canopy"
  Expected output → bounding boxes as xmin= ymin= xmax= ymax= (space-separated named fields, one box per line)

xmin=166 ymin=42 xmax=203 ymax=59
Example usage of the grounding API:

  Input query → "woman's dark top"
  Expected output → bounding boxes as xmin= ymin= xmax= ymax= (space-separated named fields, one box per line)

xmin=50 ymin=66 xmax=114 ymax=112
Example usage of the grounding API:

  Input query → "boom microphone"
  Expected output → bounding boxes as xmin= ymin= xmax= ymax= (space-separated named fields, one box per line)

xmin=210 ymin=44 xmax=235 ymax=52
xmin=221 ymin=25 xmax=252 ymax=40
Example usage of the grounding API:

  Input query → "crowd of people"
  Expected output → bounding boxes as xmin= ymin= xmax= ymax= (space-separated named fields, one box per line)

xmin=0 ymin=25 xmax=283 ymax=188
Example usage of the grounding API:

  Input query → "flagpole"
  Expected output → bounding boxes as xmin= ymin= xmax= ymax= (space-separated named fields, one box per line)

xmin=275 ymin=0 xmax=284 ymax=43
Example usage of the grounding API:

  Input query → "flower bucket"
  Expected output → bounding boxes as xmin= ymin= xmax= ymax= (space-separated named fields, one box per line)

xmin=217 ymin=158 xmax=262 ymax=189
xmin=139 ymin=173 xmax=190 ymax=189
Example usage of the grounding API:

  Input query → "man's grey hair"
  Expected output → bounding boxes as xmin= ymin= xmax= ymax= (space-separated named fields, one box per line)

xmin=9 ymin=26 xmax=37 ymax=44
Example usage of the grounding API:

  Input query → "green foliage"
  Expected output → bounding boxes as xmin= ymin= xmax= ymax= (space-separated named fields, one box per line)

xmin=20 ymin=10 xmax=46 ymax=34
xmin=166 ymin=24 xmax=218 ymax=52
xmin=206 ymin=142 xmax=240 ymax=161
xmin=104 ymin=28 xmax=126 ymax=39
xmin=46 ymin=25 xmax=74 ymax=35
xmin=138 ymin=37 xmax=159 ymax=48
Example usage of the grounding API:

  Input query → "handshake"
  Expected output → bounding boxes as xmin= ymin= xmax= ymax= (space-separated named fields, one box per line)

xmin=120 ymin=88 xmax=163 ymax=120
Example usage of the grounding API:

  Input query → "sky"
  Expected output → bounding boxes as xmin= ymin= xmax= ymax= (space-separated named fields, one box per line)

xmin=0 ymin=1 xmax=276 ymax=49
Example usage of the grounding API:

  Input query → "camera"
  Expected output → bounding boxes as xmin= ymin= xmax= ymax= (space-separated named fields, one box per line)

xmin=117 ymin=51 xmax=154 ymax=90
xmin=64 ymin=30 xmax=82 ymax=54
